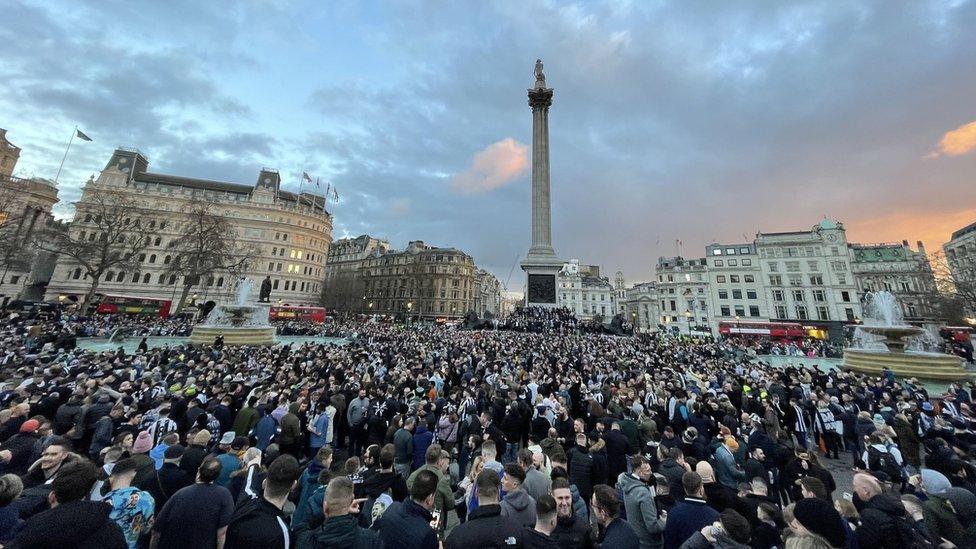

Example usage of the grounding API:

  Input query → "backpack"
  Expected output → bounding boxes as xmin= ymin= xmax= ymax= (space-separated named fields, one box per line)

xmin=867 ymin=446 xmax=903 ymax=482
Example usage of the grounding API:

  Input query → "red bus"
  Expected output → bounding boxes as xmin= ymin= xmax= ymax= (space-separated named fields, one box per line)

xmin=269 ymin=305 xmax=326 ymax=323
xmin=718 ymin=320 xmax=805 ymax=341
xmin=95 ymin=295 xmax=172 ymax=318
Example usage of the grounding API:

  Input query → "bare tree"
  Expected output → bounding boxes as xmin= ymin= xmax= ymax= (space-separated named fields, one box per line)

xmin=320 ymin=273 xmax=365 ymax=313
xmin=929 ymin=249 xmax=976 ymax=323
xmin=0 ymin=177 xmax=38 ymax=286
xmin=163 ymin=198 xmax=257 ymax=313
xmin=33 ymin=187 xmax=153 ymax=315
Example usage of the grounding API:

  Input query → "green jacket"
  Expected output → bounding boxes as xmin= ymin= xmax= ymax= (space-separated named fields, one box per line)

xmin=407 ymin=464 xmax=453 ymax=515
xmin=233 ymin=406 xmax=260 ymax=437
xmin=924 ymin=495 xmax=968 ymax=548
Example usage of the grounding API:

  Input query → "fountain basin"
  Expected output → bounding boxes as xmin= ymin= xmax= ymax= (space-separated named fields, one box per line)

xmin=188 ymin=325 xmax=276 ymax=346
xmin=843 ymin=348 xmax=971 ymax=381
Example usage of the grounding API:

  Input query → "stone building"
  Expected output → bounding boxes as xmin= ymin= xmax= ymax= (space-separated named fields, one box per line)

xmin=850 ymin=240 xmax=939 ymax=323
xmin=45 ymin=148 xmax=332 ymax=308
xmin=943 ymin=221 xmax=976 ymax=316
xmin=655 ymin=256 xmax=712 ymax=334
xmin=474 ymin=269 xmax=502 ymax=317
xmin=755 ymin=219 xmax=861 ymax=340
xmin=0 ymin=174 xmax=60 ymax=305
xmin=322 ymin=234 xmax=390 ymax=312
xmin=706 ymin=242 xmax=769 ymax=325
xmin=557 ymin=259 xmax=615 ymax=321
xmin=360 ymin=240 xmax=476 ymax=320
xmin=0 ymin=129 xmax=21 ymax=178
xmin=621 ymin=281 xmax=659 ymax=333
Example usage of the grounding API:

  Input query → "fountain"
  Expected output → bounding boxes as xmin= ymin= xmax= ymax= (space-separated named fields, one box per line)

xmin=843 ymin=291 xmax=968 ymax=380
xmin=188 ymin=277 xmax=276 ymax=346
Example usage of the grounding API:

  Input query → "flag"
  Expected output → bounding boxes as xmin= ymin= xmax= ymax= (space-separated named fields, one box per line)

xmin=314 ymin=177 xmax=320 ymax=188
xmin=302 ymin=171 xmax=312 ymax=183
xmin=333 ymin=188 xmax=339 ymax=202
xmin=76 ymin=129 xmax=92 ymax=142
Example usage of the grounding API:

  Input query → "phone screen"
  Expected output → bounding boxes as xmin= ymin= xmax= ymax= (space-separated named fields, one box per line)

xmin=429 ymin=509 xmax=441 ymax=530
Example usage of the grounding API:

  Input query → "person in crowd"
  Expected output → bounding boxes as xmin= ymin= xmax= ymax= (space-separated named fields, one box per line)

xmin=520 ymin=448 xmax=552 ymax=503
xmin=137 ymin=444 xmax=192 ymax=513
xmin=619 ymin=454 xmax=666 ymax=549
xmin=8 ymin=460 xmax=126 ymax=548
xmin=295 ymin=476 xmax=382 ymax=549
xmin=150 ymin=456 xmax=235 ymax=549
xmin=593 ymin=484 xmax=640 ymax=549
xmin=103 ymin=458 xmax=155 ymax=549
xmin=225 ymin=455 xmax=300 ymax=549
xmin=375 ymin=468 xmax=440 ymax=549
xmin=525 ymin=494 xmax=560 ymax=549
xmin=446 ymin=470 xmax=524 ymax=549
xmin=664 ymin=472 xmax=720 ymax=549
xmin=550 ymin=476 xmax=593 ymax=548
xmin=500 ymin=462 xmax=537 ymax=527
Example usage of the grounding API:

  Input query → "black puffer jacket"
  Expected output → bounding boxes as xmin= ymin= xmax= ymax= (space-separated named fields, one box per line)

xmin=7 ymin=500 xmax=125 ymax=549
xmin=295 ymin=514 xmax=383 ymax=549
xmin=444 ymin=504 xmax=524 ymax=549
xmin=856 ymin=493 xmax=912 ymax=549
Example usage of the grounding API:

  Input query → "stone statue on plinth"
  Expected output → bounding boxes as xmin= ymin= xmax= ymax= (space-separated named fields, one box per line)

xmin=534 ymin=59 xmax=546 ymax=89
xmin=259 ymin=276 xmax=272 ymax=303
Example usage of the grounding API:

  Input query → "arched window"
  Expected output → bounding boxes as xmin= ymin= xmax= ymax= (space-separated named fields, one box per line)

xmin=116 ymin=271 xmax=125 ymax=282
xmin=106 ymin=271 xmax=114 ymax=281
xmin=143 ymin=273 xmax=151 ymax=284
xmin=159 ymin=221 xmax=166 ymax=230
xmin=149 ymin=254 xmax=156 ymax=263
xmin=169 ymin=275 xmax=177 ymax=285
xmin=154 ymin=237 xmax=161 ymax=246
xmin=158 ymin=274 xmax=166 ymax=284
xmin=148 ymin=220 xmax=156 ymax=229
xmin=132 ymin=273 xmax=140 ymax=283
xmin=217 ymin=277 xmax=224 ymax=287
xmin=72 ymin=268 xmax=81 ymax=280
xmin=164 ymin=255 xmax=171 ymax=264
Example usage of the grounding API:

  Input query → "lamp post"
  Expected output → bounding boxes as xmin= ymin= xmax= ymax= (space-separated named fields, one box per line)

xmin=407 ymin=301 xmax=413 ymax=325
xmin=684 ymin=309 xmax=692 ymax=336
xmin=631 ymin=311 xmax=637 ymax=334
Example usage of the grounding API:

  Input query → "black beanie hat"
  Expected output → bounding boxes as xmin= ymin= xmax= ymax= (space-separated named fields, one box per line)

xmin=793 ymin=498 xmax=847 ymax=548
xmin=719 ymin=509 xmax=751 ymax=544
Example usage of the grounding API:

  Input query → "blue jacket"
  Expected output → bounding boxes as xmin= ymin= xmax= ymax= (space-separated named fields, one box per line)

xmin=374 ymin=499 xmax=438 ymax=549
xmin=310 ymin=413 xmax=330 ymax=449
xmin=252 ymin=414 xmax=278 ymax=451
xmin=293 ymin=461 xmax=326 ymax=528
xmin=293 ymin=484 xmax=326 ymax=533
xmin=713 ymin=445 xmax=745 ymax=489
xmin=412 ymin=426 xmax=434 ymax=470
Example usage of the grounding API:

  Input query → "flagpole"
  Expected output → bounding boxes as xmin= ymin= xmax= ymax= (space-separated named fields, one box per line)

xmin=297 ymin=171 xmax=305 ymax=204
xmin=53 ymin=126 xmax=77 ymax=185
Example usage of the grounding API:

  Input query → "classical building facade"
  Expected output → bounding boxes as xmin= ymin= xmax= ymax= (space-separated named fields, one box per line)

xmin=45 ymin=148 xmax=332 ymax=307
xmin=0 ymin=129 xmax=21 ymax=178
xmin=474 ymin=269 xmax=502 ymax=317
xmin=621 ymin=281 xmax=659 ymax=333
xmin=706 ymin=242 xmax=769 ymax=325
xmin=557 ymin=260 xmax=615 ymax=320
xmin=0 ymin=174 xmax=60 ymax=305
xmin=360 ymin=240 xmax=476 ymax=319
xmin=322 ymin=234 xmax=390 ymax=312
xmin=943 ymin=221 xmax=976 ymax=316
xmin=655 ymin=256 xmax=712 ymax=334
xmin=850 ymin=240 xmax=939 ymax=323
xmin=755 ymin=219 xmax=861 ymax=339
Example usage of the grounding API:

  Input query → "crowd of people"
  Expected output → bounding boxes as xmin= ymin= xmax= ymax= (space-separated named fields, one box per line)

xmin=0 ymin=308 xmax=971 ymax=548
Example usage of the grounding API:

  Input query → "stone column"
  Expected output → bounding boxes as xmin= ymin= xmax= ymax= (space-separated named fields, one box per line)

xmin=527 ymin=85 xmax=555 ymax=258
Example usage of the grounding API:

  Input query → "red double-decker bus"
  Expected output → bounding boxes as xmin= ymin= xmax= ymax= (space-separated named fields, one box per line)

xmin=718 ymin=320 xmax=805 ymax=341
xmin=269 ymin=305 xmax=327 ymax=323
xmin=95 ymin=295 xmax=172 ymax=318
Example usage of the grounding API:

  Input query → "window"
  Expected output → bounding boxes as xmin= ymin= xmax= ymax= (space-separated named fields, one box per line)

xmin=768 ymin=262 xmax=779 ymax=272
xmin=716 ymin=275 xmax=726 ymax=283
xmin=749 ymin=306 xmax=760 ymax=317
xmin=742 ymin=259 xmax=752 ymax=266
xmin=789 ymin=275 xmax=802 ymax=286
xmin=769 ymin=275 xmax=782 ymax=286
xmin=813 ymin=290 xmax=826 ymax=302
xmin=725 ymin=248 xmax=736 ymax=255
xmin=721 ymin=306 xmax=731 ymax=316
xmin=72 ymin=268 xmax=82 ymax=280
xmin=841 ymin=291 xmax=851 ymax=302
xmin=830 ymin=260 xmax=846 ymax=271
xmin=837 ymin=274 xmax=847 ymax=285
xmin=744 ymin=274 xmax=755 ymax=283
xmin=714 ymin=260 xmax=724 ymax=267
xmin=732 ymin=289 xmax=743 ymax=299
xmin=807 ymin=260 xmax=819 ymax=271
xmin=217 ymin=277 xmax=224 ymax=287
xmin=747 ymin=290 xmax=758 ymax=299
xmin=729 ymin=275 xmax=740 ymax=283
xmin=718 ymin=290 xmax=728 ymax=299
xmin=809 ymin=275 xmax=823 ymax=285
xmin=132 ymin=272 xmax=140 ymax=283
xmin=728 ymin=259 xmax=737 ymax=266
xmin=116 ymin=272 xmax=125 ymax=282
xmin=817 ymin=306 xmax=830 ymax=320
xmin=786 ymin=261 xmax=800 ymax=272
xmin=158 ymin=274 xmax=166 ymax=284
xmin=272 ymin=279 xmax=279 ymax=289
xmin=792 ymin=289 xmax=805 ymax=302
xmin=9 ymin=276 xmax=19 ymax=285
xmin=734 ymin=305 xmax=745 ymax=317
xmin=846 ymin=308 xmax=855 ymax=321
xmin=775 ymin=305 xmax=788 ymax=319
xmin=712 ymin=249 xmax=723 ymax=255
xmin=796 ymin=305 xmax=808 ymax=320
xmin=142 ymin=273 xmax=151 ymax=283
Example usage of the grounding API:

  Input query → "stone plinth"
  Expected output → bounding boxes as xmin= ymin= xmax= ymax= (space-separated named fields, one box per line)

xmin=188 ymin=326 xmax=276 ymax=346
xmin=843 ymin=349 xmax=970 ymax=381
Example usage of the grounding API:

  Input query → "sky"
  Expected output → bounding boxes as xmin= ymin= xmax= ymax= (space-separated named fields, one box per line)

xmin=2 ymin=0 xmax=975 ymax=290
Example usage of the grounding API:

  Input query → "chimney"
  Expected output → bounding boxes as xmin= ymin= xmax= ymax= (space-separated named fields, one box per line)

xmin=917 ymin=241 xmax=925 ymax=254
xmin=902 ymin=239 xmax=909 ymax=247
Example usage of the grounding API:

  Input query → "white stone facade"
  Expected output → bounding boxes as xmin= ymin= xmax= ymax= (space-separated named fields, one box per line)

xmin=557 ymin=260 xmax=615 ymax=320
xmin=655 ymin=256 xmax=712 ymax=334
xmin=706 ymin=242 xmax=769 ymax=325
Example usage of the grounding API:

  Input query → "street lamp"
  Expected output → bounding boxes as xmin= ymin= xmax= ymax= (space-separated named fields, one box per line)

xmin=684 ymin=309 xmax=692 ymax=336
xmin=407 ymin=301 xmax=413 ymax=325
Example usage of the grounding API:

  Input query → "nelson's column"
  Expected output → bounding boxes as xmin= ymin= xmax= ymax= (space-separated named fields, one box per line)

xmin=520 ymin=59 xmax=563 ymax=307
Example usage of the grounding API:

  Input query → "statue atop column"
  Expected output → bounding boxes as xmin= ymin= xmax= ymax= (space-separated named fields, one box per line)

xmin=534 ymin=59 xmax=546 ymax=89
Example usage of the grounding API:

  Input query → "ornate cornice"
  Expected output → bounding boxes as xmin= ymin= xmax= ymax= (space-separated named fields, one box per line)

xmin=528 ymin=87 xmax=554 ymax=110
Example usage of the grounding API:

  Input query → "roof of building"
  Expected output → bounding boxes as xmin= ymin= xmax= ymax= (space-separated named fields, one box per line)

xmin=950 ymin=220 xmax=976 ymax=241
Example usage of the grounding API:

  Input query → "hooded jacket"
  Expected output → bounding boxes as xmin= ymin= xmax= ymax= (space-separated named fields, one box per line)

xmin=658 ymin=458 xmax=687 ymax=500
xmin=500 ymin=488 xmax=537 ymax=527
xmin=374 ymin=499 xmax=438 ymax=549
xmin=444 ymin=504 xmax=524 ymax=549
xmin=295 ymin=514 xmax=383 ymax=549
xmin=278 ymin=403 xmax=301 ymax=446
xmin=618 ymin=472 xmax=665 ymax=549
xmin=678 ymin=530 xmax=750 ymax=549
xmin=360 ymin=470 xmax=407 ymax=502
xmin=7 ymin=500 xmax=126 ymax=549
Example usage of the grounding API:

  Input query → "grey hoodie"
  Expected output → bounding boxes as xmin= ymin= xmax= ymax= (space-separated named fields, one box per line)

xmin=499 ymin=488 xmax=537 ymax=527
xmin=618 ymin=472 xmax=665 ymax=549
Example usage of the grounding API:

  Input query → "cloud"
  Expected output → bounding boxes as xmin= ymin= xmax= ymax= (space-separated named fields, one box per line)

xmin=450 ymin=138 xmax=529 ymax=194
xmin=389 ymin=198 xmax=411 ymax=217
xmin=927 ymin=120 xmax=976 ymax=158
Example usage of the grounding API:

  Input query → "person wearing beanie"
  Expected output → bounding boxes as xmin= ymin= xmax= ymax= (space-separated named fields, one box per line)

xmin=713 ymin=437 xmax=745 ymax=490
xmin=921 ymin=469 xmax=968 ymax=548
xmin=0 ymin=419 xmax=41 ymax=477
xmin=180 ymin=430 xmax=211 ymax=478
xmin=791 ymin=497 xmax=847 ymax=548
xmin=679 ymin=509 xmax=751 ymax=549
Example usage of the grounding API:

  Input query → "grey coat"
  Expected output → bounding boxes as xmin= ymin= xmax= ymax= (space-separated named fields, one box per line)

xmin=522 ymin=467 xmax=552 ymax=503
xmin=618 ymin=472 xmax=665 ymax=549
xmin=499 ymin=488 xmax=537 ymax=527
